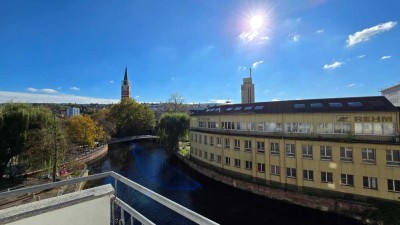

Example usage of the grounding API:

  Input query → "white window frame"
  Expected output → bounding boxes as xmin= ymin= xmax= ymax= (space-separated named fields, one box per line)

xmin=303 ymin=170 xmax=314 ymax=181
xmin=216 ymin=137 xmax=222 ymax=147
xmin=302 ymin=144 xmax=313 ymax=159
xmin=388 ymin=179 xmax=400 ymax=192
xmin=386 ymin=149 xmax=400 ymax=166
xmin=256 ymin=141 xmax=265 ymax=153
xmin=244 ymin=140 xmax=252 ymax=151
xmin=321 ymin=172 xmax=333 ymax=183
xmin=340 ymin=147 xmax=353 ymax=162
xmin=320 ymin=145 xmax=332 ymax=161
xmin=225 ymin=157 xmax=230 ymax=165
xmin=363 ymin=176 xmax=377 ymax=189
xmin=341 ymin=174 xmax=354 ymax=186
xmin=234 ymin=139 xmax=240 ymax=150
xmin=224 ymin=138 xmax=230 ymax=149
xmin=362 ymin=148 xmax=376 ymax=164
xmin=271 ymin=143 xmax=279 ymax=155
xmin=234 ymin=159 xmax=241 ymax=167
xmin=270 ymin=165 xmax=280 ymax=175
xmin=285 ymin=144 xmax=295 ymax=157
xmin=245 ymin=161 xmax=252 ymax=170
xmin=286 ymin=168 xmax=297 ymax=178
xmin=257 ymin=163 xmax=265 ymax=172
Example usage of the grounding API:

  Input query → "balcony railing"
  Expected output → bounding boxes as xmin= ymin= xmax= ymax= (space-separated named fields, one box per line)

xmin=0 ymin=171 xmax=219 ymax=225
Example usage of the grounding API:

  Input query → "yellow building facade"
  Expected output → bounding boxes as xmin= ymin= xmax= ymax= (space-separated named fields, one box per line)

xmin=190 ymin=96 xmax=400 ymax=201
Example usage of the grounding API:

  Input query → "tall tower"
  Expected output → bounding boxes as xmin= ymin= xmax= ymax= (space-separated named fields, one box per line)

xmin=121 ymin=67 xmax=131 ymax=99
xmin=241 ymin=68 xmax=255 ymax=104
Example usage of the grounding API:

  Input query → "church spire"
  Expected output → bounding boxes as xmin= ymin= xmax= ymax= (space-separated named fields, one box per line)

xmin=124 ymin=66 xmax=128 ymax=81
xmin=250 ymin=67 xmax=252 ymax=78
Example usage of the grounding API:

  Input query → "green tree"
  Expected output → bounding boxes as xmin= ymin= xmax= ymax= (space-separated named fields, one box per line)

xmin=66 ymin=115 xmax=105 ymax=148
xmin=157 ymin=112 xmax=189 ymax=151
xmin=109 ymin=98 xmax=156 ymax=137
xmin=0 ymin=103 xmax=57 ymax=179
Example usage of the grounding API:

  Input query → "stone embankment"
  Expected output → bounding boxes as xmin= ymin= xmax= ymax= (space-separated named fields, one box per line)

xmin=175 ymin=153 xmax=371 ymax=220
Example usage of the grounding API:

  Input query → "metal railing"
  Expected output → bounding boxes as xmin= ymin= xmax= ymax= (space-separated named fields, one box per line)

xmin=0 ymin=171 xmax=219 ymax=225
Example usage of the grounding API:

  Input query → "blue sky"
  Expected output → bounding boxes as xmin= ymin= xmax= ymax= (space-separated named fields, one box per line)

xmin=0 ymin=0 xmax=399 ymax=104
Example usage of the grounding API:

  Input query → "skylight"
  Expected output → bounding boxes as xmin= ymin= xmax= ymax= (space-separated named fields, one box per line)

xmin=294 ymin=104 xmax=305 ymax=109
xmin=244 ymin=106 xmax=253 ymax=110
xmin=226 ymin=107 xmax=233 ymax=111
xmin=329 ymin=102 xmax=343 ymax=107
xmin=254 ymin=106 xmax=264 ymax=110
xmin=347 ymin=102 xmax=363 ymax=107
xmin=234 ymin=107 xmax=242 ymax=111
xmin=310 ymin=103 xmax=323 ymax=108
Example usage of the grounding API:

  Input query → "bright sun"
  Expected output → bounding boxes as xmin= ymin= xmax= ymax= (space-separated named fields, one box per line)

xmin=250 ymin=15 xmax=263 ymax=30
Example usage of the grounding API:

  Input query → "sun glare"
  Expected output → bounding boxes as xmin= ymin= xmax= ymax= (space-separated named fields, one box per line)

xmin=250 ymin=15 xmax=263 ymax=30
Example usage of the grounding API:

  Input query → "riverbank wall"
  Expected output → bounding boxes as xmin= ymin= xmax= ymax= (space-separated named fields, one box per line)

xmin=175 ymin=153 xmax=373 ymax=220
xmin=75 ymin=145 xmax=108 ymax=164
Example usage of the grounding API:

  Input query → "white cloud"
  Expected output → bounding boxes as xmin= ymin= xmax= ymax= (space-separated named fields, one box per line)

xmin=260 ymin=36 xmax=269 ymax=40
xmin=237 ymin=66 xmax=247 ymax=72
xmin=292 ymin=34 xmax=300 ymax=42
xmin=381 ymin=55 xmax=392 ymax=60
xmin=208 ymin=99 xmax=231 ymax=104
xmin=110 ymin=80 xmax=114 ymax=84
xmin=27 ymin=87 xmax=38 ymax=92
xmin=271 ymin=98 xmax=280 ymax=101
xmin=346 ymin=21 xmax=397 ymax=47
xmin=316 ymin=29 xmax=324 ymax=34
xmin=41 ymin=89 xmax=58 ymax=94
xmin=252 ymin=60 xmax=264 ymax=69
xmin=0 ymin=91 xmax=119 ymax=104
xmin=27 ymin=87 xmax=58 ymax=94
xmin=347 ymin=84 xmax=355 ymax=87
xmin=238 ymin=31 xmax=259 ymax=42
xmin=70 ymin=87 xmax=80 ymax=91
xmin=323 ymin=61 xmax=344 ymax=69
xmin=135 ymin=96 xmax=140 ymax=99
xmin=357 ymin=55 xmax=366 ymax=59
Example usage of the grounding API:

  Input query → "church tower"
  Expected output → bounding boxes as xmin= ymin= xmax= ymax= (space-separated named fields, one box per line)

xmin=121 ymin=67 xmax=131 ymax=99
xmin=241 ymin=68 xmax=255 ymax=104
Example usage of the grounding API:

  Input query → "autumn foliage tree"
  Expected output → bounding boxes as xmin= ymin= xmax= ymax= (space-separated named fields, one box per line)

xmin=109 ymin=98 xmax=155 ymax=137
xmin=66 ymin=115 xmax=105 ymax=148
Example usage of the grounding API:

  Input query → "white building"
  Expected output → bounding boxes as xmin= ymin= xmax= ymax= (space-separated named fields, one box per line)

xmin=380 ymin=84 xmax=400 ymax=106
xmin=66 ymin=107 xmax=80 ymax=117
xmin=241 ymin=69 xmax=255 ymax=104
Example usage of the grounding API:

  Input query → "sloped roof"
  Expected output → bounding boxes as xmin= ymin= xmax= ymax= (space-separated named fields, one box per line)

xmin=192 ymin=96 xmax=398 ymax=116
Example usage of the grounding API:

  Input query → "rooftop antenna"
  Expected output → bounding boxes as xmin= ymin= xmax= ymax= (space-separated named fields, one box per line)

xmin=249 ymin=67 xmax=252 ymax=78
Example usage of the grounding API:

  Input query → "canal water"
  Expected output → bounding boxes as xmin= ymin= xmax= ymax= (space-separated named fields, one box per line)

xmin=88 ymin=141 xmax=363 ymax=225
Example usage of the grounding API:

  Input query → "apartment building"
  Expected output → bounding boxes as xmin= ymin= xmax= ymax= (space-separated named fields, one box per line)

xmin=190 ymin=96 xmax=400 ymax=201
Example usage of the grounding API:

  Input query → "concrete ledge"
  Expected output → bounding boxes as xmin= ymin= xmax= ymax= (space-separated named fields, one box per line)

xmin=0 ymin=184 xmax=114 ymax=224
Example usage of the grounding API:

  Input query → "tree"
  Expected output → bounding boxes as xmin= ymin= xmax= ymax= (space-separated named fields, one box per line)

xmin=109 ymin=98 xmax=156 ymax=137
xmin=164 ymin=93 xmax=189 ymax=113
xmin=157 ymin=112 xmax=189 ymax=151
xmin=66 ymin=115 xmax=105 ymax=148
xmin=91 ymin=109 xmax=115 ymax=141
xmin=0 ymin=103 xmax=57 ymax=179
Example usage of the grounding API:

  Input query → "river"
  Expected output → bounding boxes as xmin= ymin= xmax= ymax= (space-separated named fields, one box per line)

xmin=88 ymin=141 xmax=363 ymax=225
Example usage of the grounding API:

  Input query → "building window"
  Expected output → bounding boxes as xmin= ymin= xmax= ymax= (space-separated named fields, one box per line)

xmin=234 ymin=159 xmax=241 ymax=167
xmin=265 ymin=122 xmax=283 ymax=132
xmin=362 ymin=148 xmax=376 ymax=164
xmin=340 ymin=147 xmax=353 ymax=162
xmin=271 ymin=143 xmax=279 ymax=155
xmin=341 ymin=174 xmax=354 ymax=186
xmin=225 ymin=157 xmax=230 ymax=165
xmin=217 ymin=155 xmax=221 ymax=163
xmin=386 ymin=149 xmax=400 ymax=166
xmin=210 ymin=153 xmax=215 ymax=161
xmin=363 ymin=176 xmax=378 ymax=190
xmin=234 ymin=139 xmax=240 ymax=150
xmin=207 ymin=121 xmax=217 ymax=129
xmin=302 ymin=144 xmax=313 ymax=159
xmin=271 ymin=165 xmax=280 ymax=175
xmin=320 ymin=145 xmax=332 ymax=160
xmin=257 ymin=141 xmax=265 ymax=153
xmin=194 ymin=148 xmax=198 ymax=155
xmin=195 ymin=134 xmax=198 ymax=142
xmin=204 ymin=152 xmax=208 ymax=159
xmin=204 ymin=135 xmax=208 ymax=144
xmin=245 ymin=161 xmax=252 ymax=170
xmin=317 ymin=123 xmax=333 ymax=134
xmin=286 ymin=168 xmax=297 ymax=178
xmin=334 ymin=123 xmax=351 ymax=134
xmin=257 ymin=122 xmax=264 ymax=132
xmin=245 ymin=140 xmax=252 ymax=151
xmin=257 ymin=163 xmax=265 ymax=172
xmin=321 ymin=172 xmax=333 ymax=183
xmin=199 ymin=135 xmax=202 ymax=143
xmin=247 ymin=122 xmax=256 ymax=131
xmin=210 ymin=136 xmax=214 ymax=146
xmin=198 ymin=121 xmax=206 ymax=128
xmin=217 ymin=137 xmax=222 ymax=147
xmin=303 ymin=170 xmax=314 ymax=181
xmin=285 ymin=122 xmax=312 ymax=133
xmin=199 ymin=150 xmax=202 ymax=157
xmin=224 ymin=138 xmax=230 ymax=149
xmin=388 ymin=179 xmax=400 ymax=192
xmin=285 ymin=144 xmax=295 ymax=157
